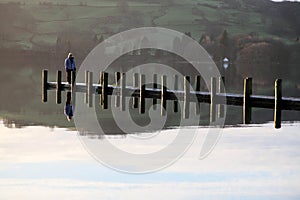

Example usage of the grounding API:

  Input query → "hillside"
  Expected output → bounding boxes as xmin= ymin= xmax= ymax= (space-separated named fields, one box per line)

xmin=0 ymin=0 xmax=299 ymax=51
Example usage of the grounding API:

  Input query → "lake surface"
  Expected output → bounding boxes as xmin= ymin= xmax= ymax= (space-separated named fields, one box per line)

xmin=1 ymin=121 xmax=300 ymax=200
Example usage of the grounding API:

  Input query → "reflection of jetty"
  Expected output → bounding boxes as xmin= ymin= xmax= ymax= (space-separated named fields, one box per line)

xmin=42 ymin=69 xmax=300 ymax=129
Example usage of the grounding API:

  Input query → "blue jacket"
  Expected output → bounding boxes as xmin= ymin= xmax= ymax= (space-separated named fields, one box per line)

xmin=65 ymin=58 xmax=76 ymax=71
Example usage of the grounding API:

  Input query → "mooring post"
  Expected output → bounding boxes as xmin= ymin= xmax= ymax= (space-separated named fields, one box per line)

xmin=101 ymin=72 xmax=108 ymax=110
xmin=173 ymin=74 xmax=179 ymax=113
xmin=133 ymin=73 xmax=139 ymax=109
xmin=218 ymin=77 xmax=225 ymax=118
xmin=88 ymin=71 xmax=93 ymax=108
xmin=56 ymin=70 xmax=62 ymax=104
xmin=115 ymin=72 xmax=121 ymax=108
xmin=42 ymin=69 xmax=48 ymax=102
xmin=71 ymin=71 xmax=76 ymax=91
xmin=210 ymin=77 xmax=217 ymax=123
xmin=243 ymin=77 xmax=252 ymax=124
xmin=274 ymin=79 xmax=282 ymax=129
xmin=161 ymin=75 xmax=167 ymax=116
xmin=120 ymin=73 xmax=126 ymax=111
xmin=195 ymin=75 xmax=201 ymax=115
xmin=140 ymin=74 xmax=146 ymax=114
xmin=184 ymin=76 xmax=190 ymax=119
xmin=84 ymin=70 xmax=89 ymax=104
xmin=153 ymin=74 xmax=158 ymax=110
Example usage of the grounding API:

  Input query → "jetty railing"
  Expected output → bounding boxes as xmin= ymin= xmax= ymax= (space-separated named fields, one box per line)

xmin=42 ymin=69 xmax=300 ymax=129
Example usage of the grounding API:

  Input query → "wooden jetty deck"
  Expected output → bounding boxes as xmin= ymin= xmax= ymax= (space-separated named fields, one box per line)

xmin=42 ymin=70 xmax=300 ymax=129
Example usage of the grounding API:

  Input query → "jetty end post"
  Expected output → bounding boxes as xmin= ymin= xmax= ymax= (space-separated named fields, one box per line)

xmin=243 ymin=77 xmax=252 ymax=124
xmin=56 ymin=70 xmax=62 ymax=104
xmin=274 ymin=79 xmax=282 ymax=129
xmin=42 ymin=69 xmax=48 ymax=102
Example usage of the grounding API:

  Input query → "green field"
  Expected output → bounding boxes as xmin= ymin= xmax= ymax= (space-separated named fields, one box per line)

xmin=1 ymin=0 xmax=298 ymax=50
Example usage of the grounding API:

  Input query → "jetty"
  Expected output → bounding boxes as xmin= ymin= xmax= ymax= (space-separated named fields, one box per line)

xmin=42 ymin=69 xmax=300 ymax=129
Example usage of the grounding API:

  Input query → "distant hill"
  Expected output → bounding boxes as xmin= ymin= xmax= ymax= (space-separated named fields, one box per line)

xmin=0 ymin=0 xmax=299 ymax=50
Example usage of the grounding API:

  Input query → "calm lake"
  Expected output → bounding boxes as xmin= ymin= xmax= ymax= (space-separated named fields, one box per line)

xmin=1 ymin=122 xmax=300 ymax=199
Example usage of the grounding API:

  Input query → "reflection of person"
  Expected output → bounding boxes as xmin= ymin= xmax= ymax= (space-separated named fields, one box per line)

xmin=64 ymin=92 xmax=74 ymax=121
xmin=64 ymin=52 xmax=76 ymax=84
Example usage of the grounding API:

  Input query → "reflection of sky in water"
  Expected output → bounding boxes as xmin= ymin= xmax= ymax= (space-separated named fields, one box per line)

xmin=1 ymin=121 xmax=300 ymax=199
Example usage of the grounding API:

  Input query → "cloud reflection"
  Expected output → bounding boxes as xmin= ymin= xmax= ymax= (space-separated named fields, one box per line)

xmin=1 ymin=122 xmax=300 ymax=199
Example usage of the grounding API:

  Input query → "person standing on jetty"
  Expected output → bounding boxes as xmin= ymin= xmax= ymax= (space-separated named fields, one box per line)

xmin=64 ymin=52 xmax=76 ymax=84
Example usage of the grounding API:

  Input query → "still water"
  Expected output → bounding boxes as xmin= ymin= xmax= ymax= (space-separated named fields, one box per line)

xmin=1 ymin=121 xmax=300 ymax=200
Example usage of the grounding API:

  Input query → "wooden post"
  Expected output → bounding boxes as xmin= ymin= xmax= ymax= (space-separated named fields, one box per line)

xmin=184 ymin=76 xmax=190 ymax=119
xmin=101 ymin=72 xmax=108 ymax=110
xmin=173 ymin=74 xmax=178 ymax=113
xmin=88 ymin=71 xmax=93 ymax=108
xmin=115 ymin=72 xmax=121 ymax=107
xmin=120 ymin=73 xmax=126 ymax=111
xmin=218 ymin=77 xmax=225 ymax=118
xmin=153 ymin=74 xmax=158 ymax=110
xmin=243 ymin=77 xmax=252 ymax=124
xmin=71 ymin=71 xmax=76 ymax=91
xmin=140 ymin=74 xmax=146 ymax=114
xmin=161 ymin=75 xmax=167 ymax=116
xmin=84 ymin=70 xmax=89 ymax=104
xmin=133 ymin=73 xmax=139 ymax=109
xmin=195 ymin=75 xmax=201 ymax=115
xmin=42 ymin=69 xmax=48 ymax=102
xmin=210 ymin=77 xmax=217 ymax=123
xmin=56 ymin=70 xmax=62 ymax=104
xmin=274 ymin=79 xmax=282 ymax=129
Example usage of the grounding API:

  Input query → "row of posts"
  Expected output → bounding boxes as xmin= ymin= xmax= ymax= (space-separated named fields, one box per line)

xmin=42 ymin=70 xmax=283 ymax=128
